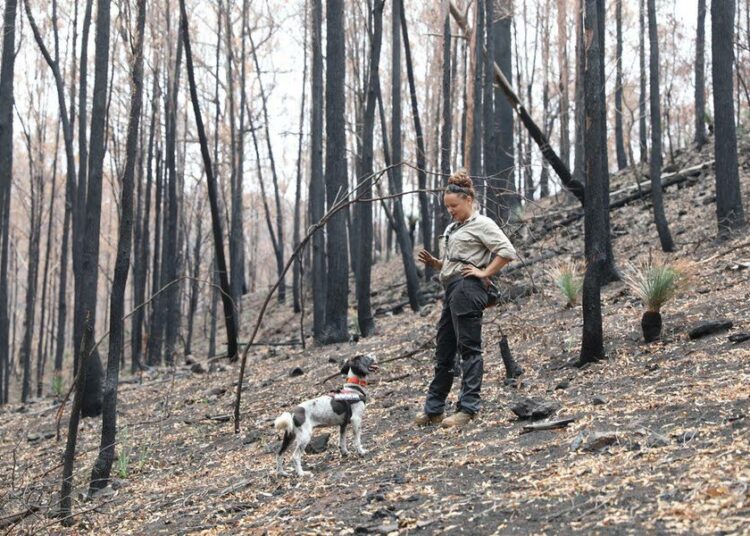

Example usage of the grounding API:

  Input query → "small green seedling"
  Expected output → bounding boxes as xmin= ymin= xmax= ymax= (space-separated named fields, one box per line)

xmin=547 ymin=260 xmax=584 ymax=308
xmin=117 ymin=428 xmax=131 ymax=479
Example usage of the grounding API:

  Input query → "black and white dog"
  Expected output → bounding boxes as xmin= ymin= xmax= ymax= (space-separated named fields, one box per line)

xmin=274 ymin=354 xmax=378 ymax=477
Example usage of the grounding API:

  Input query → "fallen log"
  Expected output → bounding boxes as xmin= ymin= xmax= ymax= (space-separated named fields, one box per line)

xmin=224 ymin=340 xmax=302 ymax=347
xmin=0 ymin=506 xmax=41 ymax=530
xmin=530 ymin=160 xmax=713 ymax=239
xmin=374 ymin=300 xmax=410 ymax=317
xmin=502 ymin=251 xmax=559 ymax=275
xmin=520 ymin=417 xmax=576 ymax=434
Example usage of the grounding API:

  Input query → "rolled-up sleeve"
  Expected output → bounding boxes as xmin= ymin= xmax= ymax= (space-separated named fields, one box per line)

xmin=478 ymin=218 xmax=516 ymax=260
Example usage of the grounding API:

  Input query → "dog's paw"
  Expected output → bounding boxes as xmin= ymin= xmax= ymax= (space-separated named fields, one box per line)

xmin=357 ymin=448 xmax=368 ymax=456
xmin=340 ymin=449 xmax=350 ymax=458
xmin=277 ymin=469 xmax=291 ymax=477
xmin=296 ymin=470 xmax=313 ymax=478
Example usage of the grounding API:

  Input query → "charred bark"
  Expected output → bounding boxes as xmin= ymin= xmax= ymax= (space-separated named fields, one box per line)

xmin=310 ymin=0 xmax=326 ymax=342
xmin=694 ymin=0 xmax=707 ymax=148
xmin=647 ymin=0 xmax=676 ymax=252
xmin=578 ymin=0 xmax=607 ymax=365
xmin=89 ymin=0 xmax=146 ymax=494
xmin=180 ymin=0 xmax=238 ymax=360
xmin=354 ymin=0 xmax=385 ymax=338
xmin=711 ymin=0 xmax=746 ymax=236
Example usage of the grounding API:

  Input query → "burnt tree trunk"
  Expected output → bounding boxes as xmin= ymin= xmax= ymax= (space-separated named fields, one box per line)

xmin=469 ymin=0 xmax=484 ymax=191
xmin=595 ymin=0 xmax=620 ymax=284
xmin=207 ymin=2 xmax=222 ymax=358
xmin=310 ymin=0 xmax=326 ymax=342
xmin=435 ymin=7 xmax=452 ymax=253
xmin=23 ymin=0 xmax=78 ymax=386
xmin=180 ymin=0 xmax=238 ymax=360
xmin=483 ymin=0 xmax=496 ymax=211
xmin=208 ymin=257 xmax=219 ymax=357
xmin=388 ymin=0 xmax=421 ymax=313
xmin=60 ymin=0 xmax=111 ymax=518
xmin=494 ymin=0 xmax=517 ymax=220
xmin=647 ymin=0 xmax=676 ymax=252
xmin=19 ymin=135 xmax=43 ymax=403
xmin=184 ymin=199 xmax=204 ymax=356
xmin=556 ymin=0 xmax=570 ymax=172
xmin=76 ymin=0 xmax=112 ymax=418
xmin=400 ymin=0 xmax=431 ymax=276
xmin=614 ymin=0 xmax=627 ymax=170
xmin=0 ymin=0 xmax=17 ymax=405
xmin=72 ymin=0 xmax=93 ymax=376
xmin=146 ymin=146 xmax=164 ymax=365
xmin=694 ymin=0 xmax=707 ymax=149
xmin=354 ymin=0 xmax=385 ymax=338
xmin=249 ymin=27 xmax=287 ymax=304
xmin=639 ymin=0 xmax=648 ymax=162
xmin=132 ymin=66 xmax=158 ymax=373
xmin=88 ymin=0 xmax=146 ymax=495
xmin=292 ymin=0 xmax=310 ymax=314
xmin=36 ymin=135 xmax=58 ymax=397
xmin=711 ymin=0 xmax=746 ymax=237
xmin=222 ymin=0 xmax=241 ymax=313
xmin=59 ymin=318 xmax=93 ymax=524
xmin=322 ymin=0 xmax=350 ymax=343
xmin=160 ymin=22 xmax=184 ymax=366
xmin=539 ymin=0 xmax=550 ymax=199
xmin=573 ymin=0 xmax=584 ymax=183
xmin=578 ymin=0 xmax=607 ymax=365
xmin=24 ymin=2 xmax=70 ymax=396
xmin=235 ymin=0 xmax=249 ymax=303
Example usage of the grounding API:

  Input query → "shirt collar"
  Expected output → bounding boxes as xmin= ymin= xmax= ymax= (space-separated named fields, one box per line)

xmin=455 ymin=211 xmax=478 ymax=226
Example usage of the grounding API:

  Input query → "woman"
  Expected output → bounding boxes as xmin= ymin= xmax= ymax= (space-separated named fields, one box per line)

xmin=415 ymin=170 xmax=516 ymax=428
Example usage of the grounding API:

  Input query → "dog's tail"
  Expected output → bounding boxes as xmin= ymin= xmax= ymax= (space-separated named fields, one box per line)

xmin=274 ymin=412 xmax=294 ymax=434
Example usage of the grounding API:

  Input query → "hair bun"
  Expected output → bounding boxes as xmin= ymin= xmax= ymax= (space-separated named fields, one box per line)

xmin=448 ymin=169 xmax=473 ymax=189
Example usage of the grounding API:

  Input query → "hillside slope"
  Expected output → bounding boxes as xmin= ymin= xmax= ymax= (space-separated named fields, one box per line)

xmin=1 ymin=141 xmax=749 ymax=534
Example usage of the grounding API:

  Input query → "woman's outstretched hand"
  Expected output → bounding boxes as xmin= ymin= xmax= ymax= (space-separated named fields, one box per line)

xmin=418 ymin=249 xmax=441 ymax=270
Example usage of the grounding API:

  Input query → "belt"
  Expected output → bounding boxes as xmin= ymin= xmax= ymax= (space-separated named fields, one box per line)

xmin=442 ymin=273 xmax=464 ymax=288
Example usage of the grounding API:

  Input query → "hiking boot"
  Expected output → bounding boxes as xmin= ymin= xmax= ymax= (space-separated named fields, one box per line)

xmin=441 ymin=411 xmax=476 ymax=428
xmin=414 ymin=413 xmax=444 ymax=426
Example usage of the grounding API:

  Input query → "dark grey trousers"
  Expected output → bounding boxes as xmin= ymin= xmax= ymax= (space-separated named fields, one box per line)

xmin=424 ymin=276 xmax=487 ymax=416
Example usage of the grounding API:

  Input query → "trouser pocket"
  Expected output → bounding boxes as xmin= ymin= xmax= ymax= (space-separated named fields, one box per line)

xmin=450 ymin=278 xmax=486 ymax=359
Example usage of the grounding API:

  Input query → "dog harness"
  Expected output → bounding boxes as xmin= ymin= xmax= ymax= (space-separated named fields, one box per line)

xmin=328 ymin=383 xmax=367 ymax=425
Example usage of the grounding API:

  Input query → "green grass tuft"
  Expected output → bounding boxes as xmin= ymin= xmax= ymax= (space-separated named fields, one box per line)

xmin=51 ymin=375 xmax=64 ymax=397
xmin=117 ymin=428 xmax=130 ymax=479
xmin=624 ymin=258 xmax=688 ymax=313
xmin=547 ymin=260 xmax=584 ymax=307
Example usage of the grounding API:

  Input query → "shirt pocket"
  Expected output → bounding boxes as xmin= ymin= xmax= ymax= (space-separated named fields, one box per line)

xmin=453 ymin=230 xmax=483 ymax=265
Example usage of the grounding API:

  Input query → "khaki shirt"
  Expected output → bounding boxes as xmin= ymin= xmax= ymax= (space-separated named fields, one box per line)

xmin=439 ymin=213 xmax=517 ymax=285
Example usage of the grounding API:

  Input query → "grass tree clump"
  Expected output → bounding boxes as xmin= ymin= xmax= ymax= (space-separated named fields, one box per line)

xmin=547 ymin=260 xmax=585 ymax=308
xmin=51 ymin=374 xmax=64 ymax=398
xmin=624 ymin=258 xmax=689 ymax=342
xmin=116 ymin=427 xmax=131 ymax=479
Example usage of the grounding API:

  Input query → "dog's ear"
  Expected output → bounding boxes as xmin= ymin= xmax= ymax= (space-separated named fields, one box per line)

xmin=340 ymin=360 xmax=351 ymax=376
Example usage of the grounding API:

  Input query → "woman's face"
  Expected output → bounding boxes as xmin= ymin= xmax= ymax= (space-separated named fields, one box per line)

xmin=444 ymin=192 xmax=474 ymax=222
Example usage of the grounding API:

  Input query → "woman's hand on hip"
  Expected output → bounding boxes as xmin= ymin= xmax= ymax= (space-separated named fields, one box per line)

xmin=461 ymin=264 xmax=486 ymax=279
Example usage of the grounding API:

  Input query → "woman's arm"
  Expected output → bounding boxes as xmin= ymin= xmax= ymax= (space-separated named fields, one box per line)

xmin=483 ymin=255 xmax=511 ymax=277
xmin=477 ymin=219 xmax=517 ymax=261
